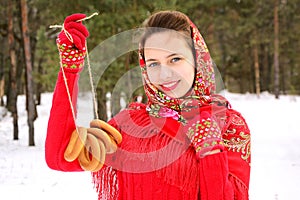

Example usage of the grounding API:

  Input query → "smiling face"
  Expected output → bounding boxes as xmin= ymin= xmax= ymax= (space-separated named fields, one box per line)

xmin=144 ymin=31 xmax=195 ymax=98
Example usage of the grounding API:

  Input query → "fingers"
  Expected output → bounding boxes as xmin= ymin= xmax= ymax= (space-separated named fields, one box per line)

xmin=68 ymin=32 xmax=84 ymax=50
xmin=64 ymin=13 xmax=86 ymax=24
xmin=59 ymin=14 xmax=89 ymax=50
xmin=64 ymin=22 xmax=89 ymax=49
xmin=65 ymin=22 xmax=89 ymax=37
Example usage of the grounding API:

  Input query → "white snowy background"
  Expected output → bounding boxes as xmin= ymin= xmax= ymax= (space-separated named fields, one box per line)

xmin=0 ymin=91 xmax=299 ymax=200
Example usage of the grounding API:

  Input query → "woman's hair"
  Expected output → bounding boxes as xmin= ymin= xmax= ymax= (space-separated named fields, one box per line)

xmin=139 ymin=10 xmax=193 ymax=53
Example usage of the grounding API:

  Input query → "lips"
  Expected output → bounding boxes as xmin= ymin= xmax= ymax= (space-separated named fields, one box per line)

xmin=159 ymin=80 xmax=180 ymax=91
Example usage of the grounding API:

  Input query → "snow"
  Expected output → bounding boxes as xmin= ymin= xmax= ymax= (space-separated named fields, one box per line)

xmin=0 ymin=91 xmax=300 ymax=200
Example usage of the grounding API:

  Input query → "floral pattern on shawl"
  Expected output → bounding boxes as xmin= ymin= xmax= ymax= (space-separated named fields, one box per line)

xmin=138 ymin=14 xmax=251 ymax=174
xmin=92 ymin=14 xmax=251 ymax=200
xmin=139 ymin=19 xmax=219 ymax=122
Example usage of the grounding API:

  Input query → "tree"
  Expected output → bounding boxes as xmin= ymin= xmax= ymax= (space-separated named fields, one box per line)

xmin=253 ymin=29 xmax=261 ymax=97
xmin=273 ymin=0 xmax=280 ymax=99
xmin=7 ymin=0 xmax=19 ymax=140
xmin=1 ymin=0 xmax=299 ymax=141
xmin=0 ymin=45 xmax=4 ymax=106
xmin=20 ymin=0 xmax=37 ymax=146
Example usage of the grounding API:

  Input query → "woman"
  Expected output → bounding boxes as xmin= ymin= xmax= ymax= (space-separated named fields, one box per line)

xmin=46 ymin=11 xmax=251 ymax=199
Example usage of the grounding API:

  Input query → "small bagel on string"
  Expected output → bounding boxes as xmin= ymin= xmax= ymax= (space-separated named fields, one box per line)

xmin=64 ymin=127 xmax=87 ymax=162
xmin=50 ymin=12 xmax=122 ymax=172
xmin=78 ymin=133 xmax=106 ymax=172
xmin=64 ymin=120 xmax=122 ymax=171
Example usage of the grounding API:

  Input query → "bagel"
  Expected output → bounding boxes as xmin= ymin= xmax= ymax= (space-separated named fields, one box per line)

xmin=87 ymin=127 xmax=118 ymax=154
xmin=64 ymin=127 xmax=87 ymax=162
xmin=90 ymin=140 xmax=106 ymax=172
xmin=78 ymin=133 xmax=105 ymax=171
xmin=63 ymin=119 xmax=120 ymax=172
xmin=90 ymin=119 xmax=122 ymax=144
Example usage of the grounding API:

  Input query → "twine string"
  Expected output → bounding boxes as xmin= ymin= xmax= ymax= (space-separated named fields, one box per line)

xmin=50 ymin=12 xmax=99 ymax=129
xmin=85 ymin=41 xmax=99 ymax=119
xmin=62 ymin=23 xmax=74 ymax=44
xmin=59 ymin=58 xmax=80 ymax=134
xmin=76 ymin=12 xmax=99 ymax=22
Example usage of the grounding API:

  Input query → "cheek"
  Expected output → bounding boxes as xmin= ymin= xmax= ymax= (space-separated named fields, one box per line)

xmin=146 ymin=68 xmax=159 ymax=84
xmin=178 ymin=66 xmax=195 ymax=86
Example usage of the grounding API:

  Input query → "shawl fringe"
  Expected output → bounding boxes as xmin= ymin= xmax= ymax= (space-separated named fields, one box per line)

xmin=91 ymin=103 xmax=250 ymax=199
xmin=228 ymin=173 xmax=249 ymax=200
xmin=92 ymin=166 xmax=119 ymax=200
xmin=103 ymin=104 xmax=200 ymax=197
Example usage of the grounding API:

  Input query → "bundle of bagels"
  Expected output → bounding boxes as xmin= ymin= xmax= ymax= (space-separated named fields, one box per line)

xmin=64 ymin=119 xmax=122 ymax=172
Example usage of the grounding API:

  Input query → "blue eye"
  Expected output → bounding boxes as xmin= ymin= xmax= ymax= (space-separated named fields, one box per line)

xmin=147 ymin=62 xmax=159 ymax=68
xmin=171 ymin=57 xmax=181 ymax=63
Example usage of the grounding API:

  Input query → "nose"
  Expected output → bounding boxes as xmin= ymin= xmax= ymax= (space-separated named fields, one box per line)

xmin=160 ymin=65 xmax=173 ymax=80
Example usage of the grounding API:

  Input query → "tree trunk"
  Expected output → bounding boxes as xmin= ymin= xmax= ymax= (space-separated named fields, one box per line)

xmin=20 ymin=0 xmax=37 ymax=146
xmin=273 ymin=0 xmax=280 ymax=99
xmin=35 ymin=57 xmax=44 ymax=105
xmin=262 ymin=44 xmax=271 ymax=92
xmin=0 ymin=53 xmax=4 ymax=106
xmin=125 ymin=53 xmax=133 ymax=104
xmin=7 ymin=0 xmax=19 ymax=140
xmin=280 ymin=3 xmax=289 ymax=95
xmin=253 ymin=30 xmax=260 ymax=97
xmin=217 ymin=28 xmax=228 ymax=89
xmin=110 ymin=90 xmax=121 ymax=118
xmin=97 ymin=86 xmax=108 ymax=121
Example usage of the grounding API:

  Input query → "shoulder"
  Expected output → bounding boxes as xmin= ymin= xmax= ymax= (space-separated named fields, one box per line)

xmin=222 ymin=107 xmax=251 ymax=189
xmin=222 ymin=108 xmax=251 ymax=164
xmin=224 ymin=108 xmax=250 ymax=136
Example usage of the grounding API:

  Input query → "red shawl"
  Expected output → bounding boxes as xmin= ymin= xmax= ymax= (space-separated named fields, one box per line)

xmin=92 ymin=102 xmax=251 ymax=200
xmin=46 ymin=12 xmax=251 ymax=200
xmin=45 ymin=65 xmax=251 ymax=200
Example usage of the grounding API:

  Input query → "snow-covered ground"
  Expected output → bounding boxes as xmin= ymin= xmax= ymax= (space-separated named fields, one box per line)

xmin=0 ymin=91 xmax=299 ymax=200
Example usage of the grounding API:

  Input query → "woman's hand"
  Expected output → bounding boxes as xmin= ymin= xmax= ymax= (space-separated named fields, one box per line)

xmin=56 ymin=13 xmax=89 ymax=69
xmin=186 ymin=111 xmax=224 ymax=159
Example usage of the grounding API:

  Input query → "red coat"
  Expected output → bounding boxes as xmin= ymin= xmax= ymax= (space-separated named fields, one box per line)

xmin=46 ymin=67 xmax=251 ymax=200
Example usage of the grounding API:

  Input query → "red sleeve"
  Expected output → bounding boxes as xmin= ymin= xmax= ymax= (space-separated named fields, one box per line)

xmin=45 ymin=67 xmax=83 ymax=172
xmin=198 ymin=151 xmax=234 ymax=200
xmin=224 ymin=109 xmax=251 ymax=200
xmin=198 ymin=108 xmax=251 ymax=200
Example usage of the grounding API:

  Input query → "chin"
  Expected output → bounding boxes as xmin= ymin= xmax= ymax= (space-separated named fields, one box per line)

xmin=165 ymin=91 xmax=185 ymax=99
xmin=169 ymin=89 xmax=193 ymax=99
xmin=158 ymin=86 xmax=191 ymax=99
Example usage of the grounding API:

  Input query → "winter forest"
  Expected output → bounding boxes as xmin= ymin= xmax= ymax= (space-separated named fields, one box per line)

xmin=0 ymin=1 xmax=300 ymax=199
xmin=0 ymin=0 xmax=299 ymax=145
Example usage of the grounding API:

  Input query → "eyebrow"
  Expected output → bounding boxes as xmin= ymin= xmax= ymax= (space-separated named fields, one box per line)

xmin=145 ymin=53 xmax=180 ymax=62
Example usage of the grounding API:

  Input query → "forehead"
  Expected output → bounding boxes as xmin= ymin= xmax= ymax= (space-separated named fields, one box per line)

xmin=144 ymin=31 xmax=191 ymax=55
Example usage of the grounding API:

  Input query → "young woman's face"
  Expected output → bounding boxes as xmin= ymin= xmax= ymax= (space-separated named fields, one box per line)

xmin=144 ymin=31 xmax=195 ymax=98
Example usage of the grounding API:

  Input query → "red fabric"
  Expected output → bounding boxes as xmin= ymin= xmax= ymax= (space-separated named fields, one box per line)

xmin=185 ymin=110 xmax=225 ymax=158
xmin=45 ymin=67 xmax=83 ymax=171
xmin=59 ymin=13 xmax=89 ymax=50
xmin=198 ymin=151 xmax=234 ymax=200
xmin=45 ymin=69 xmax=250 ymax=199
xmin=56 ymin=13 xmax=89 ymax=69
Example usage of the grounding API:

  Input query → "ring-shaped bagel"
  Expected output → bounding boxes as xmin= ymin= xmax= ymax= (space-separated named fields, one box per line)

xmin=90 ymin=119 xmax=122 ymax=144
xmin=87 ymin=127 xmax=117 ymax=154
xmin=64 ymin=127 xmax=87 ymax=162
xmin=78 ymin=133 xmax=104 ymax=171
